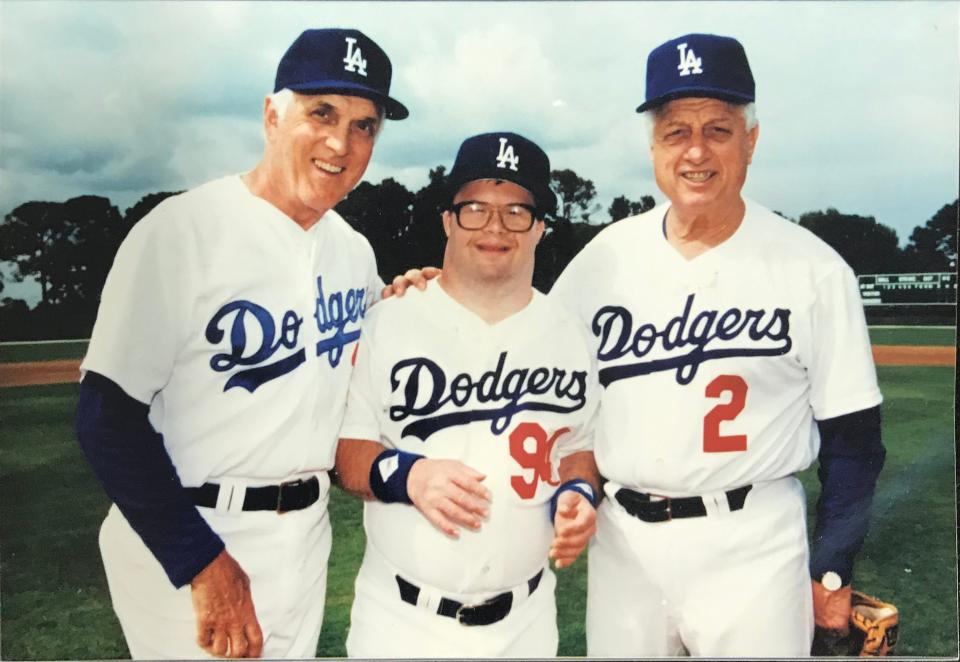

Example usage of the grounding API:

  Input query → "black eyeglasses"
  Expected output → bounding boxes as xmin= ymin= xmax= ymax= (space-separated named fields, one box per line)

xmin=451 ymin=201 xmax=538 ymax=232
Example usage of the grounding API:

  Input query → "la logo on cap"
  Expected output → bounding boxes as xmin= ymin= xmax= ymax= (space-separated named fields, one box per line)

xmin=677 ymin=42 xmax=703 ymax=77
xmin=343 ymin=36 xmax=367 ymax=76
xmin=496 ymin=137 xmax=519 ymax=171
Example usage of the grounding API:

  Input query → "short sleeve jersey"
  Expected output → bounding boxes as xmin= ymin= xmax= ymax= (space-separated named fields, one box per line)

xmin=81 ymin=175 xmax=382 ymax=485
xmin=340 ymin=284 xmax=599 ymax=594
xmin=551 ymin=199 xmax=882 ymax=495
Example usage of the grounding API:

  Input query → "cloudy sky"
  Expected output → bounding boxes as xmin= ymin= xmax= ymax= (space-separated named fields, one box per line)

xmin=1 ymin=1 xmax=958 ymax=302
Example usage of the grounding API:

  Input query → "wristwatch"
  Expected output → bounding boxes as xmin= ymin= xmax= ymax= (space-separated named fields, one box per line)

xmin=821 ymin=571 xmax=843 ymax=591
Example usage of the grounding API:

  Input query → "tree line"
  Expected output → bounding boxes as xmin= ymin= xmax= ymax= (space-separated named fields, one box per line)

xmin=0 ymin=166 xmax=956 ymax=341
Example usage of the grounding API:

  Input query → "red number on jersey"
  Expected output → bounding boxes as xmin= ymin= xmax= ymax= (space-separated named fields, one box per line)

xmin=509 ymin=423 xmax=568 ymax=499
xmin=703 ymin=375 xmax=748 ymax=452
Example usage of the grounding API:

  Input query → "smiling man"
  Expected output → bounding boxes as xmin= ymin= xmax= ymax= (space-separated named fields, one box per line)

xmin=74 ymin=29 xmax=407 ymax=658
xmin=333 ymin=133 xmax=601 ymax=657
xmin=552 ymin=34 xmax=886 ymax=657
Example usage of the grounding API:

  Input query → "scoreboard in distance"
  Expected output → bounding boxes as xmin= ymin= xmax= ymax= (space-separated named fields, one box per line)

xmin=858 ymin=272 xmax=958 ymax=306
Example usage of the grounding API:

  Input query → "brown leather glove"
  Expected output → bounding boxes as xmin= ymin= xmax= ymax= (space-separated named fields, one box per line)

xmin=812 ymin=590 xmax=899 ymax=657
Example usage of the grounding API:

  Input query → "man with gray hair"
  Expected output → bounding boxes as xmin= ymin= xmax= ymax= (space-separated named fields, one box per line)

xmin=75 ymin=28 xmax=408 ymax=658
xmin=552 ymin=33 xmax=885 ymax=656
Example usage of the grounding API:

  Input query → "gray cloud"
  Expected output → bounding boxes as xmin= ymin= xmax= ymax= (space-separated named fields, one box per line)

xmin=0 ymin=0 xmax=956 ymax=245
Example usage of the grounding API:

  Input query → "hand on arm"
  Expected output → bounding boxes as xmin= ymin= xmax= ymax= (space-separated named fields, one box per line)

xmin=549 ymin=450 xmax=600 ymax=569
xmin=380 ymin=266 xmax=442 ymax=299
xmin=335 ymin=438 xmax=490 ymax=538
xmin=407 ymin=458 xmax=491 ymax=538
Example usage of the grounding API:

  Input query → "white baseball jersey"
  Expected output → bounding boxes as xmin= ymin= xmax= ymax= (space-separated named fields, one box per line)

xmin=340 ymin=283 xmax=599 ymax=595
xmin=83 ymin=174 xmax=381 ymax=658
xmin=555 ymin=198 xmax=881 ymax=657
xmin=551 ymin=199 xmax=882 ymax=495
xmin=82 ymin=174 xmax=382 ymax=485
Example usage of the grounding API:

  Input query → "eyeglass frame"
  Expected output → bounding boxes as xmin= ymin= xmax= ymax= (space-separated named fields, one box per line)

xmin=450 ymin=200 xmax=541 ymax=233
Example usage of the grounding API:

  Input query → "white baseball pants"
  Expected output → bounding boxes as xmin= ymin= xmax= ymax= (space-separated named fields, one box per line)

xmin=586 ymin=476 xmax=814 ymax=657
xmin=98 ymin=487 xmax=331 ymax=659
xmin=346 ymin=540 xmax=558 ymax=658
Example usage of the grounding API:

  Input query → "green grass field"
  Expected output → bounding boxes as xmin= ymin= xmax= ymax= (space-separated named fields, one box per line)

xmin=0 ymin=340 xmax=90 ymax=363
xmin=867 ymin=325 xmax=956 ymax=347
xmin=1 ymin=361 xmax=956 ymax=659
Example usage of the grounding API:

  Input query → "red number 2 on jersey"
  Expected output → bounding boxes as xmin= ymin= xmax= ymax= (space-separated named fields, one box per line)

xmin=509 ymin=423 xmax=569 ymax=499
xmin=703 ymin=375 xmax=748 ymax=452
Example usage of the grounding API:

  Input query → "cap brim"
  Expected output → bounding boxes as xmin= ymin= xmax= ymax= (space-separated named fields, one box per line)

xmin=285 ymin=80 xmax=409 ymax=120
xmin=636 ymin=88 xmax=753 ymax=113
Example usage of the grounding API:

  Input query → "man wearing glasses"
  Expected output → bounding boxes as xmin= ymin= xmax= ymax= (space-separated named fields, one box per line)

xmin=333 ymin=132 xmax=601 ymax=657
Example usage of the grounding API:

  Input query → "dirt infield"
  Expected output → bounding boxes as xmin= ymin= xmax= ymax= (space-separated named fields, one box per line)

xmin=871 ymin=344 xmax=956 ymax=367
xmin=1 ymin=345 xmax=955 ymax=388
xmin=1 ymin=360 xmax=81 ymax=387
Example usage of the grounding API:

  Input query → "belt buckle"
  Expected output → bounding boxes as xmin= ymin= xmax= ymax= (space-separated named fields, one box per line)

xmin=455 ymin=595 xmax=497 ymax=627
xmin=648 ymin=492 xmax=672 ymax=521
xmin=455 ymin=602 xmax=476 ymax=626
xmin=276 ymin=478 xmax=304 ymax=514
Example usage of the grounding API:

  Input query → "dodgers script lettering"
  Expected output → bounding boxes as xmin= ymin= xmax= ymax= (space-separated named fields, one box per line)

xmin=313 ymin=276 xmax=367 ymax=368
xmin=205 ymin=276 xmax=369 ymax=392
xmin=592 ymin=293 xmax=792 ymax=386
xmin=206 ymin=300 xmax=306 ymax=393
xmin=389 ymin=351 xmax=588 ymax=441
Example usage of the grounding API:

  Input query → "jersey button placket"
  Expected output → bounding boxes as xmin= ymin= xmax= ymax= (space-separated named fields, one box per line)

xmin=462 ymin=329 xmax=492 ymax=472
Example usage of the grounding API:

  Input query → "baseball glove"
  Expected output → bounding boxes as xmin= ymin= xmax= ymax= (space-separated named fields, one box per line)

xmin=811 ymin=590 xmax=899 ymax=657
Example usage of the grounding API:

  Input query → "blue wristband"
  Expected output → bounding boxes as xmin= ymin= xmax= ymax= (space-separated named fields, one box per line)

xmin=550 ymin=479 xmax=598 ymax=523
xmin=369 ymin=449 xmax=424 ymax=504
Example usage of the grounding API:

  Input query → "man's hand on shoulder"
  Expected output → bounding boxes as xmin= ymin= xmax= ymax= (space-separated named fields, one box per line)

xmin=380 ymin=266 xmax=442 ymax=299
xmin=190 ymin=550 xmax=264 ymax=658
xmin=407 ymin=458 xmax=490 ymax=538
xmin=549 ymin=490 xmax=597 ymax=569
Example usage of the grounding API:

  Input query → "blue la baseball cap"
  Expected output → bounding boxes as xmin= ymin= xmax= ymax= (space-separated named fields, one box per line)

xmin=447 ymin=132 xmax=557 ymax=216
xmin=274 ymin=28 xmax=408 ymax=120
xmin=636 ymin=33 xmax=755 ymax=113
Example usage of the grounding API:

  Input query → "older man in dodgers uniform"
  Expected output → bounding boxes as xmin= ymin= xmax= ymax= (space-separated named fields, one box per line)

xmin=551 ymin=34 xmax=886 ymax=657
xmin=75 ymin=29 xmax=409 ymax=659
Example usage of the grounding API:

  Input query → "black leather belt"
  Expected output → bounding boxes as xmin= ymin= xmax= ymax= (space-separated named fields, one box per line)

xmin=186 ymin=476 xmax=320 ymax=513
xmin=395 ymin=569 xmax=544 ymax=626
xmin=615 ymin=484 xmax=752 ymax=523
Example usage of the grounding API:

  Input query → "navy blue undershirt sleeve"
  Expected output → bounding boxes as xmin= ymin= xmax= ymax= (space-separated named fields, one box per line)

xmin=810 ymin=405 xmax=885 ymax=586
xmin=75 ymin=371 xmax=224 ymax=588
